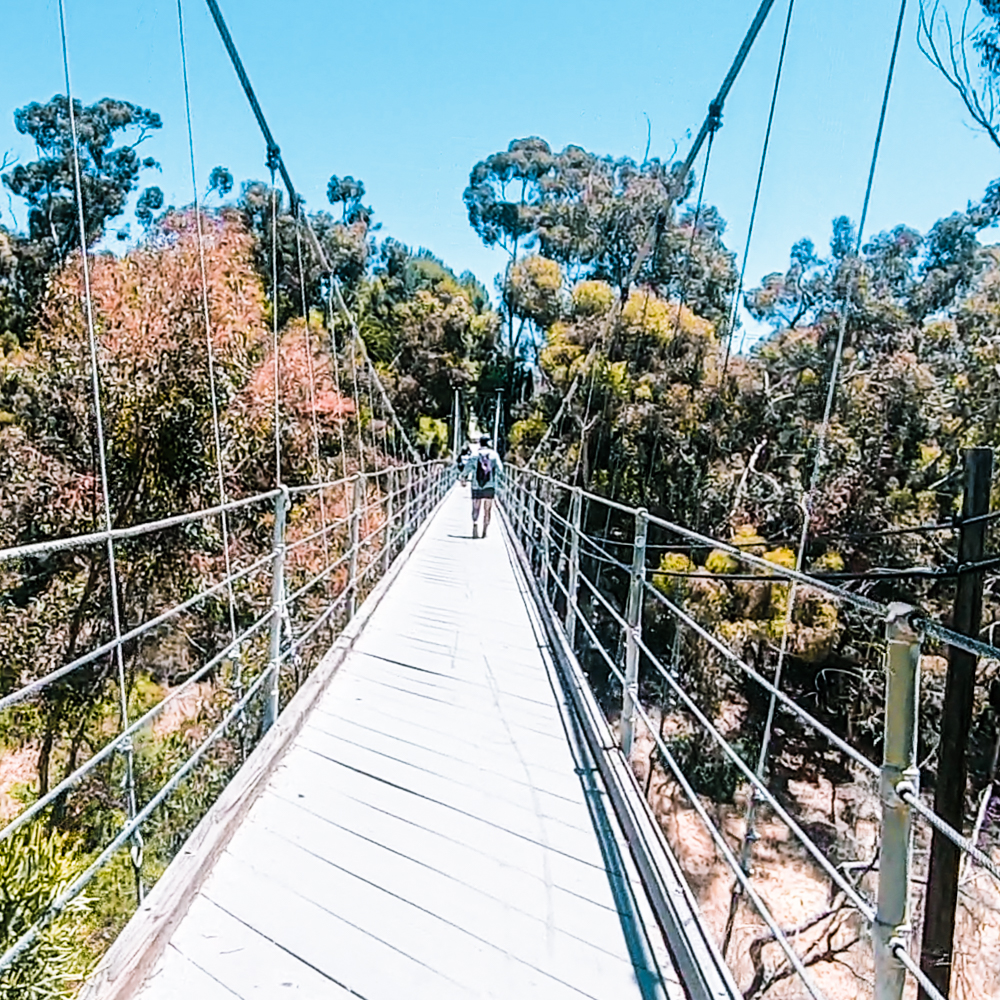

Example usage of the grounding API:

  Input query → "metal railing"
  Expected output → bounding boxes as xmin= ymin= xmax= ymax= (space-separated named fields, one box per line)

xmin=501 ymin=464 xmax=1000 ymax=1000
xmin=0 ymin=459 xmax=455 ymax=978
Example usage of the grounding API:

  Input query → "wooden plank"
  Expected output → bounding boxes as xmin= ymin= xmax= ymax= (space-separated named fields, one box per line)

xmin=117 ymin=489 xmax=676 ymax=999
xmin=80 ymin=499 xmax=445 ymax=1000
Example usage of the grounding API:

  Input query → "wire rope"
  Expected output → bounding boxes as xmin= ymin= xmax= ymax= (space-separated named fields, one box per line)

xmin=176 ymin=0 xmax=239 ymax=661
xmin=722 ymin=0 xmax=795 ymax=374
xmin=58 ymin=0 xmax=143 ymax=902
xmin=293 ymin=205 xmax=330 ymax=564
xmin=270 ymin=167 xmax=282 ymax=485
xmin=671 ymin=126 xmax=716 ymax=338
xmin=759 ymin=0 xmax=908 ymax=807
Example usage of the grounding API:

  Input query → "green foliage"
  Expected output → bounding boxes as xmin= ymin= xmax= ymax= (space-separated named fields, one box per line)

xmin=415 ymin=415 xmax=449 ymax=458
xmin=3 ymin=96 xmax=161 ymax=259
xmin=664 ymin=731 xmax=745 ymax=804
xmin=0 ymin=826 xmax=91 ymax=999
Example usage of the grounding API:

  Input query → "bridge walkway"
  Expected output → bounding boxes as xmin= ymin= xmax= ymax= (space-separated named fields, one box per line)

xmin=134 ymin=486 xmax=682 ymax=1000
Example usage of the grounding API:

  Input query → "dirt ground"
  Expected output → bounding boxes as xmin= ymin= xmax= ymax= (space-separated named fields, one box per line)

xmin=627 ymin=711 xmax=1000 ymax=1000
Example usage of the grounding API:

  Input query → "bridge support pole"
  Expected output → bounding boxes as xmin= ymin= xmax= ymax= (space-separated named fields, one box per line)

xmin=263 ymin=486 xmax=288 ymax=732
xmin=541 ymin=487 xmax=552 ymax=598
xmin=404 ymin=464 xmax=413 ymax=541
xmin=564 ymin=488 xmax=582 ymax=650
xmin=383 ymin=468 xmax=395 ymax=576
xmin=621 ymin=508 xmax=648 ymax=760
xmin=348 ymin=473 xmax=362 ymax=619
xmin=875 ymin=603 xmax=920 ymax=1000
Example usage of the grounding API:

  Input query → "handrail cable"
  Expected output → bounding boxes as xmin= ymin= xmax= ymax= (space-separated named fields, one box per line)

xmin=561 ymin=565 xmax=830 ymax=1000
xmin=270 ymin=164 xmax=282 ymax=484
xmin=0 ymin=551 xmax=273 ymax=714
xmin=0 ymin=600 xmax=273 ymax=846
xmin=0 ymin=488 xmax=282 ymax=564
xmin=721 ymin=0 xmax=795 ymax=374
xmin=59 ymin=0 xmax=143 ymax=900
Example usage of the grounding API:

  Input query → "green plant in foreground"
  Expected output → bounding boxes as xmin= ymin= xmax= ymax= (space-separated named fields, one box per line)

xmin=0 ymin=825 xmax=91 ymax=999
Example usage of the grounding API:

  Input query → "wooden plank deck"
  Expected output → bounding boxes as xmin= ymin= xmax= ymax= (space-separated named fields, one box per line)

xmin=135 ymin=486 xmax=679 ymax=1000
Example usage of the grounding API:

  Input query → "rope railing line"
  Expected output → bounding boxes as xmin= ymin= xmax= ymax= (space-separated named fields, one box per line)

xmin=285 ymin=547 xmax=353 ymax=606
xmin=285 ymin=585 xmax=352 ymax=653
xmin=0 ymin=489 xmax=283 ymax=564
xmin=506 ymin=468 xmax=1000 ymax=663
xmin=629 ymin=697 xmax=830 ymax=1000
xmin=0 ymin=604 xmax=273 ymax=847
xmin=536 ymin=505 xmax=883 ymax=778
xmin=0 ymin=550 xmax=275 ymax=713
xmin=898 ymin=784 xmax=1000 ymax=886
xmin=284 ymin=513 xmax=352 ymax=555
xmin=919 ymin=618 xmax=1000 ymax=663
xmin=641 ymin=565 xmax=881 ymax=777
xmin=894 ymin=942 xmax=947 ymax=1000
xmin=634 ymin=631 xmax=877 ymax=921
xmin=507 ymin=467 xmax=885 ymax=613
xmin=0 ymin=655 xmax=274 ymax=976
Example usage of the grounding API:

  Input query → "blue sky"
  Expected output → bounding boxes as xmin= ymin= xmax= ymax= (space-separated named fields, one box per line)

xmin=2 ymin=0 xmax=1000 ymax=342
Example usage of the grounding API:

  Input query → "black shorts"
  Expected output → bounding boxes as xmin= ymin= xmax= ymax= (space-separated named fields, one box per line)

xmin=471 ymin=487 xmax=495 ymax=500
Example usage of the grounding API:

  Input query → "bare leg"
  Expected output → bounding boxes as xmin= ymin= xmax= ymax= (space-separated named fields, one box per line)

xmin=482 ymin=498 xmax=493 ymax=536
xmin=471 ymin=497 xmax=482 ymax=537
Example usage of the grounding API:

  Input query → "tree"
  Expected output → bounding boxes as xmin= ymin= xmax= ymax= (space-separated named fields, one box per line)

xmin=327 ymin=175 xmax=372 ymax=225
xmin=919 ymin=0 xmax=1000 ymax=151
xmin=356 ymin=240 xmax=498 ymax=438
xmin=2 ymin=95 xmax=162 ymax=260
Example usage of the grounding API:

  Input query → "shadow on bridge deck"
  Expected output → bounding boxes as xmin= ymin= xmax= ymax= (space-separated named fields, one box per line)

xmin=114 ymin=486 xmax=682 ymax=999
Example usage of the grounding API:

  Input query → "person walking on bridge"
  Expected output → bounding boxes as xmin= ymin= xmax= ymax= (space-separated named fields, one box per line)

xmin=461 ymin=435 xmax=502 ymax=538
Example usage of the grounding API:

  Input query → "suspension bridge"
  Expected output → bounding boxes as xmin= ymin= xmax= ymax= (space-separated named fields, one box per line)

xmin=2 ymin=0 xmax=1000 ymax=998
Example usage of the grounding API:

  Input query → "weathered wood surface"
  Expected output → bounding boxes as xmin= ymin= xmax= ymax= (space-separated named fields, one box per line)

xmin=134 ymin=487 xmax=674 ymax=999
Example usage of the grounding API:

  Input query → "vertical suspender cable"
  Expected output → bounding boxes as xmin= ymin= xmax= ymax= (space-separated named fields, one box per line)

xmin=721 ymin=0 xmax=795 ymax=376
xmin=671 ymin=126 xmax=716 ymax=338
xmin=177 ymin=0 xmax=238 ymax=645
xmin=293 ymin=208 xmax=330 ymax=563
xmin=751 ymin=0 xmax=908 ymax=862
xmin=58 ymin=0 xmax=143 ymax=903
xmin=270 ymin=168 xmax=282 ymax=485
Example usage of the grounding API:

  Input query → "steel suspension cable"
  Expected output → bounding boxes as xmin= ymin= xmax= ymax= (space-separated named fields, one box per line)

xmin=293 ymin=206 xmax=330 ymax=563
xmin=177 ymin=0 xmax=238 ymax=646
xmin=270 ymin=168 xmax=282 ymax=484
xmin=672 ymin=126 xmax=716 ymax=337
xmin=721 ymin=0 xmax=795 ymax=375
xmin=326 ymin=285 xmax=351 ymax=512
xmin=743 ymin=0 xmax=908 ymax=915
xmin=58 ymin=0 xmax=144 ymax=902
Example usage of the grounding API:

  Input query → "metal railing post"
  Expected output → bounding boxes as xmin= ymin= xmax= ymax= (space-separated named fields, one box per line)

xmin=263 ymin=486 xmax=288 ymax=732
xmin=383 ymin=468 xmax=394 ymax=576
xmin=621 ymin=507 xmax=648 ymax=759
xmin=875 ymin=603 xmax=921 ymax=1000
xmin=404 ymin=464 xmax=413 ymax=540
xmin=348 ymin=473 xmax=362 ymax=619
xmin=541 ymin=487 xmax=551 ymax=597
xmin=565 ymin=487 xmax=582 ymax=648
